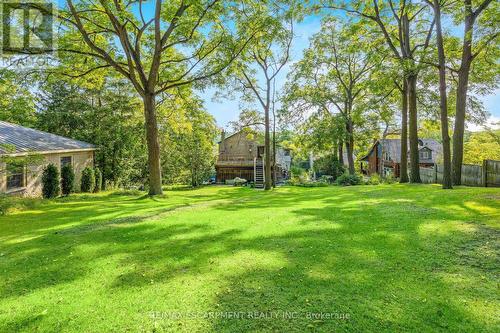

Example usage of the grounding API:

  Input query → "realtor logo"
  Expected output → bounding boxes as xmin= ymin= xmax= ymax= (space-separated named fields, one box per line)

xmin=1 ymin=0 xmax=55 ymax=54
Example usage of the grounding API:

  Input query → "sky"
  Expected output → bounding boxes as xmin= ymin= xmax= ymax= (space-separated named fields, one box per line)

xmin=198 ymin=15 xmax=499 ymax=132
xmin=50 ymin=1 xmax=498 ymax=132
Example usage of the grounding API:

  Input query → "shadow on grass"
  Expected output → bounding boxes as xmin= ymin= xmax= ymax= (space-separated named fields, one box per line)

xmin=0 ymin=185 xmax=498 ymax=332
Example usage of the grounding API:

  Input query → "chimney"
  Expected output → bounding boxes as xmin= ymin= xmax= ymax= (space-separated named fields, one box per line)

xmin=220 ymin=129 xmax=226 ymax=153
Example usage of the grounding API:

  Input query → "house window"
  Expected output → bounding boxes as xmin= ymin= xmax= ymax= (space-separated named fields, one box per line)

xmin=60 ymin=156 xmax=72 ymax=168
xmin=384 ymin=151 xmax=391 ymax=161
xmin=419 ymin=150 xmax=431 ymax=160
xmin=6 ymin=163 xmax=25 ymax=190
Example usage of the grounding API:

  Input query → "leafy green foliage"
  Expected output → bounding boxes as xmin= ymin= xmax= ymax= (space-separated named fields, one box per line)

xmin=0 ymin=70 xmax=36 ymax=127
xmin=0 ymin=195 xmax=42 ymax=216
xmin=158 ymin=93 xmax=217 ymax=187
xmin=37 ymin=80 xmax=147 ymax=189
xmin=61 ymin=165 xmax=75 ymax=196
xmin=366 ymin=174 xmax=381 ymax=185
xmin=314 ymin=154 xmax=346 ymax=181
xmin=94 ymin=167 xmax=102 ymax=193
xmin=42 ymin=164 xmax=60 ymax=198
xmin=80 ymin=167 xmax=95 ymax=193
xmin=336 ymin=173 xmax=362 ymax=186
xmin=463 ymin=130 xmax=500 ymax=164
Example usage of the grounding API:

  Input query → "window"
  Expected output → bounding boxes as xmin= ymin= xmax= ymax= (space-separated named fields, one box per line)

xmin=7 ymin=163 xmax=25 ymax=190
xmin=60 ymin=156 xmax=72 ymax=168
xmin=419 ymin=150 xmax=431 ymax=160
xmin=384 ymin=151 xmax=391 ymax=161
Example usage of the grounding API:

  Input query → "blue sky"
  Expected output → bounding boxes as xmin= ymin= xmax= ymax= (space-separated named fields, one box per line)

xmin=55 ymin=1 xmax=498 ymax=131
xmin=197 ymin=15 xmax=499 ymax=131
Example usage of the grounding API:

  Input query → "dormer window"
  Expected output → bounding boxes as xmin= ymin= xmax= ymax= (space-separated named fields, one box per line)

xmin=419 ymin=149 xmax=431 ymax=160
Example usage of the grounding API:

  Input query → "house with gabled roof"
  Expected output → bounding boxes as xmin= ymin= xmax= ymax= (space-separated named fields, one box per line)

xmin=0 ymin=121 xmax=96 ymax=196
xmin=360 ymin=138 xmax=442 ymax=177
xmin=215 ymin=130 xmax=291 ymax=187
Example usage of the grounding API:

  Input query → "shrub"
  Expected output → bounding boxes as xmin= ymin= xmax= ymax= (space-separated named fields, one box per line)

xmin=336 ymin=173 xmax=362 ymax=186
xmin=0 ymin=194 xmax=42 ymax=215
xmin=81 ymin=167 xmax=95 ymax=193
xmin=319 ymin=175 xmax=334 ymax=184
xmin=42 ymin=164 xmax=60 ymax=198
xmin=314 ymin=154 xmax=346 ymax=181
xmin=94 ymin=167 xmax=103 ymax=192
xmin=367 ymin=174 xmax=381 ymax=185
xmin=61 ymin=164 xmax=75 ymax=196
xmin=295 ymin=181 xmax=328 ymax=187
xmin=384 ymin=174 xmax=397 ymax=184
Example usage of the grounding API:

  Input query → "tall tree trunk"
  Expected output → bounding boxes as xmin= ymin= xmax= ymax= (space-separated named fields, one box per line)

xmin=407 ymin=74 xmax=421 ymax=183
xmin=272 ymin=108 xmax=277 ymax=188
xmin=345 ymin=120 xmax=355 ymax=175
xmin=400 ymin=80 xmax=409 ymax=183
xmin=143 ymin=93 xmax=163 ymax=195
xmin=338 ymin=139 xmax=344 ymax=166
xmin=264 ymin=104 xmax=272 ymax=190
xmin=434 ymin=1 xmax=453 ymax=189
xmin=452 ymin=8 xmax=474 ymax=186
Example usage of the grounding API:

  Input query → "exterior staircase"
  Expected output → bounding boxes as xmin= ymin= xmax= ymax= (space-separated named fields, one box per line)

xmin=254 ymin=158 xmax=264 ymax=188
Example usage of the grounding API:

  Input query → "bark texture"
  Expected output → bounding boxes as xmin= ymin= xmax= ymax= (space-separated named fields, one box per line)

xmin=143 ymin=93 xmax=163 ymax=195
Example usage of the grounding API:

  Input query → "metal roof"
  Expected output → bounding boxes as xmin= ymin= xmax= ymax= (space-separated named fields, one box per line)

xmin=0 ymin=121 xmax=96 ymax=156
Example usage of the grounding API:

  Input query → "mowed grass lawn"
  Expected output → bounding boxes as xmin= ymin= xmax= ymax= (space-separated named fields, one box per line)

xmin=0 ymin=185 xmax=499 ymax=332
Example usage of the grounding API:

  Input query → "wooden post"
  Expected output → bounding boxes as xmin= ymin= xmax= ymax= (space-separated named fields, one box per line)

xmin=482 ymin=159 xmax=488 ymax=187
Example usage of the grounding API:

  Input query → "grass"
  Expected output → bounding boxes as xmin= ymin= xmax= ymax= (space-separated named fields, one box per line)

xmin=0 ymin=184 xmax=499 ymax=332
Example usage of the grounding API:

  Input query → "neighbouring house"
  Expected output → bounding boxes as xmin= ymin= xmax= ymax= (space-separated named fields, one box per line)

xmin=0 ymin=121 xmax=96 ymax=196
xmin=360 ymin=138 xmax=442 ymax=177
xmin=215 ymin=130 xmax=291 ymax=187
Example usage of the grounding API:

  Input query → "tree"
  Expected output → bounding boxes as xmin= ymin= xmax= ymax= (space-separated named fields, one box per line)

xmin=61 ymin=164 xmax=75 ymax=196
xmin=283 ymin=19 xmax=384 ymax=175
xmin=94 ymin=167 xmax=103 ymax=192
xmin=463 ymin=129 xmax=500 ymax=164
xmin=325 ymin=0 xmax=436 ymax=183
xmin=450 ymin=0 xmax=498 ymax=185
xmin=61 ymin=0 xmax=258 ymax=194
xmin=81 ymin=167 xmax=95 ymax=193
xmin=37 ymin=79 xmax=147 ymax=189
xmin=426 ymin=0 xmax=452 ymax=189
xmin=227 ymin=4 xmax=293 ymax=190
xmin=42 ymin=164 xmax=60 ymax=198
xmin=157 ymin=91 xmax=217 ymax=187
xmin=0 ymin=69 xmax=36 ymax=127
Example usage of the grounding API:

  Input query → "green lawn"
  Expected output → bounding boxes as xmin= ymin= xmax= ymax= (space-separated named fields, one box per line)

xmin=0 ymin=185 xmax=499 ymax=332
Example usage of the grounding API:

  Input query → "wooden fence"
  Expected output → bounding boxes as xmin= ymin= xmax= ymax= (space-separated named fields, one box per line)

xmin=419 ymin=160 xmax=500 ymax=187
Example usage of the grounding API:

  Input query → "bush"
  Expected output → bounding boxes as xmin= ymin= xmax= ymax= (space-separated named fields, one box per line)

xmin=314 ymin=154 xmax=346 ymax=181
xmin=61 ymin=164 xmax=75 ymax=196
xmin=319 ymin=175 xmax=334 ymax=184
xmin=0 ymin=194 xmax=42 ymax=215
xmin=384 ymin=174 xmax=397 ymax=184
xmin=94 ymin=167 xmax=103 ymax=192
xmin=336 ymin=173 xmax=362 ymax=186
xmin=81 ymin=167 xmax=95 ymax=193
xmin=294 ymin=181 xmax=328 ymax=187
xmin=366 ymin=174 xmax=381 ymax=185
xmin=42 ymin=164 xmax=60 ymax=198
